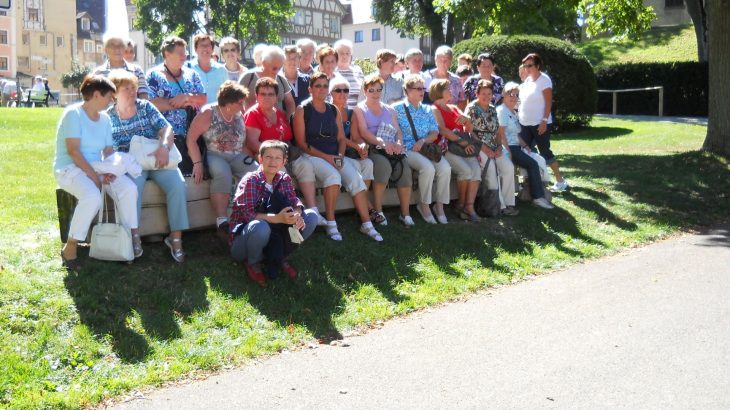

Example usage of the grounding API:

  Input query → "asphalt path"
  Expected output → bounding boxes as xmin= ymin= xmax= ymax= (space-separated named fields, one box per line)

xmin=113 ymin=224 xmax=730 ymax=409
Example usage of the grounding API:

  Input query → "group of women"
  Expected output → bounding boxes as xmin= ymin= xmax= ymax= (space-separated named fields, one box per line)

xmin=55 ymin=33 xmax=565 ymax=278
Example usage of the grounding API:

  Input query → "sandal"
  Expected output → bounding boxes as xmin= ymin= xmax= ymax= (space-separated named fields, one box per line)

xmin=164 ymin=236 xmax=185 ymax=263
xmin=60 ymin=250 xmax=81 ymax=271
xmin=132 ymin=234 xmax=143 ymax=258
xmin=369 ymin=208 xmax=387 ymax=225
xmin=417 ymin=204 xmax=437 ymax=224
xmin=325 ymin=223 xmax=343 ymax=241
xmin=359 ymin=224 xmax=383 ymax=242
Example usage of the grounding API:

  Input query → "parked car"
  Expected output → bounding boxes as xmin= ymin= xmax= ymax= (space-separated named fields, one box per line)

xmin=1 ymin=81 xmax=23 ymax=106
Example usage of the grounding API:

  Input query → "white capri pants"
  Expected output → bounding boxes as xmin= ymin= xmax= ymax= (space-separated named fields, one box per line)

xmin=304 ymin=154 xmax=367 ymax=194
xmin=290 ymin=155 xmax=316 ymax=184
xmin=406 ymin=151 xmax=451 ymax=205
xmin=479 ymin=150 xmax=516 ymax=208
xmin=344 ymin=157 xmax=374 ymax=181
xmin=55 ymin=164 xmax=138 ymax=241
xmin=444 ymin=151 xmax=481 ymax=181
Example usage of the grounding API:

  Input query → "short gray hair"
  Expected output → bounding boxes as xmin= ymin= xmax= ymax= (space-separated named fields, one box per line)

xmin=261 ymin=45 xmax=285 ymax=64
xmin=296 ymin=38 xmax=316 ymax=50
xmin=333 ymin=39 xmax=354 ymax=52
xmin=503 ymin=81 xmax=520 ymax=95
xmin=404 ymin=48 xmax=423 ymax=61
xmin=434 ymin=45 xmax=453 ymax=58
xmin=252 ymin=43 xmax=268 ymax=65
xmin=329 ymin=76 xmax=350 ymax=93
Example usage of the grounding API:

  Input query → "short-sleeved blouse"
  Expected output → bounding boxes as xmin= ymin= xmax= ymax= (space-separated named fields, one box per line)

xmin=463 ymin=74 xmax=504 ymax=105
xmin=243 ymin=104 xmax=293 ymax=143
xmin=465 ymin=101 xmax=500 ymax=149
xmin=54 ymin=103 xmax=113 ymax=171
xmin=107 ymin=99 xmax=170 ymax=152
xmin=239 ymin=70 xmax=292 ymax=112
xmin=496 ymin=104 xmax=521 ymax=146
xmin=393 ymin=101 xmax=439 ymax=151
xmin=202 ymin=103 xmax=246 ymax=154
xmin=147 ymin=65 xmax=205 ymax=136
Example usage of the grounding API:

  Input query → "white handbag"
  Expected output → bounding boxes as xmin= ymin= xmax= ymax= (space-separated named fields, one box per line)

xmin=89 ymin=186 xmax=134 ymax=262
xmin=129 ymin=135 xmax=182 ymax=170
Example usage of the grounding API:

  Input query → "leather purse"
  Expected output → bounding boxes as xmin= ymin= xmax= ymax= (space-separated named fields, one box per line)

xmin=404 ymin=105 xmax=442 ymax=162
xmin=448 ymin=130 xmax=483 ymax=158
xmin=129 ymin=135 xmax=182 ymax=170
xmin=89 ymin=186 xmax=134 ymax=262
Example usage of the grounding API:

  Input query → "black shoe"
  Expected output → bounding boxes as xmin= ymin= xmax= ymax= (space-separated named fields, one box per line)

xmin=217 ymin=221 xmax=230 ymax=243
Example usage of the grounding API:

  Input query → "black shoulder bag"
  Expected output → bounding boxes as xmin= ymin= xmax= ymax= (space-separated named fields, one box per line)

xmin=255 ymin=179 xmax=299 ymax=279
xmin=404 ymin=105 xmax=442 ymax=163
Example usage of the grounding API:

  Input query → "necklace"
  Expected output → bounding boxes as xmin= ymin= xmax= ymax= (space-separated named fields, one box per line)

xmin=163 ymin=64 xmax=182 ymax=80
xmin=219 ymin=106 xmax=234 ymax=123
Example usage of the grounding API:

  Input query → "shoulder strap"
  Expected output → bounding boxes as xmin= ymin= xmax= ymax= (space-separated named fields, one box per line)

xmin=303 ymin=100 xmax=313 ymax=124
xmin=246 ymin=72 xmax=256 ymax=88
xmin=403 ymin=105 xmax=419 ymax=141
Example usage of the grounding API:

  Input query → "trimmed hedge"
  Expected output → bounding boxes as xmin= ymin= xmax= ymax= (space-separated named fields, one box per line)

xmin=595 ymin=62 xmax=708 ymax=116
xmin=453 ymin=35 xmax=597 ymax=130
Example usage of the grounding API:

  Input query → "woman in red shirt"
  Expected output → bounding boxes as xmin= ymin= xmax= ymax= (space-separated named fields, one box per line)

xmin=430 ymin=79 xmax=482 ymax=221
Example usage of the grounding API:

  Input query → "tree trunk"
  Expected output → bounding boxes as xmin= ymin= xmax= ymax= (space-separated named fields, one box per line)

xmin=702 ymin=0 xmax=730 ymax=157
xmin=445 ymin=13 xmax=455 ymax=45
xmin=685 ymin=0 xmax=708 ymax=61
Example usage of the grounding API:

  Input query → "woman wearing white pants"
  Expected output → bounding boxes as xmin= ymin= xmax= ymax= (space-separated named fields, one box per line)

xmin=55 ymin=75 xmax=139 ymax=269
xmin=465 ymin=79 xmax=518 ymax=216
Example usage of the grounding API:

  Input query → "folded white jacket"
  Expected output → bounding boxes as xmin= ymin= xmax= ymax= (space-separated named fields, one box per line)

xmin=91 ymin=152 xmax=142 ymax=178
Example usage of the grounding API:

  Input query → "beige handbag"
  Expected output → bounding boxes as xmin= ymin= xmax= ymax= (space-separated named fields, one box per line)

xmin=129 ymin=135 xmax=182 ymax=170
xmin=89 ymin=186 xmax=134 ymax=262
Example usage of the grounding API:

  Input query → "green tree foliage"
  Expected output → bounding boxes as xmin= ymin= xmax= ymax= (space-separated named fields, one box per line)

xmin=578 ymin=0 xmax=655 ymax=40
xmin=453 ymin=35 xmax=597 ymax=130
xmin=60 ymin=62 xmax=90 ymax=94
xmin=132 ymin=0 xmax=293 ymax=55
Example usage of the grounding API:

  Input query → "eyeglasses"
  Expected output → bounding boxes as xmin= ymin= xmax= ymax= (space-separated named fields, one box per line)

xmin=332 ymin=88 xmax=350 ymax=94
xmin=312 ymin=83 xmax=329 ymax=89
xmin=367 ymin=88 xmax=383 ymax=93
xmin=523 ymin=64 xmax=535 ymax=68
xmin=221 ymin=48 xmax=237 ymax=53
xmin=506 ymin=92 xmax=518 ymax=97
xmin=408 ymin=87 xmax=425 ymax=92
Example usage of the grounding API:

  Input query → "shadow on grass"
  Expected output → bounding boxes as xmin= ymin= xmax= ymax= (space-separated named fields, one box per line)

xmin=64 ymin=150 xmax=730 ymax=360
xmin=553 ymin=126 xmax=633 ymax=141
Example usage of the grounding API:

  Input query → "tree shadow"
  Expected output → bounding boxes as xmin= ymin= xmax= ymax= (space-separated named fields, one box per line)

xmin=694 ymin=224 xmax=730 ymax=248
xmin=553 ymin=126 xmax=633 ymax=141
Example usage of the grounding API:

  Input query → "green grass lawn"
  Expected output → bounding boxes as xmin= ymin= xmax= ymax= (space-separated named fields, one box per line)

xmin=1 ymin=108 xmax=728 ymax=408
xmin=577 ymin=25 xmax=698 ymax=68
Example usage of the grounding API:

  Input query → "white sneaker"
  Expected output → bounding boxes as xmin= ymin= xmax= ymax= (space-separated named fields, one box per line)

xmin=399 ymin=215 xmax=415 ymax=226
xmin=533 ymin=197 xmax=555 ymax=209
xmin=317 ymin=213 xmax=328 ymax=227
xmin=552 ymin=180 xmax=569 ymax=192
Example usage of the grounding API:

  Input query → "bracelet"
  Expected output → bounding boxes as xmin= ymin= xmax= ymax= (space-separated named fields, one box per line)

xmin=193 ymin=161 xmax=202 ymax=165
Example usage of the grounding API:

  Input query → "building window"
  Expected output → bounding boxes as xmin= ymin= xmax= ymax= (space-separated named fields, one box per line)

xmin=665 ymin=0 xmax=684 ymax=7
xmin=28 ymin=8 xmax=39 ymax=22
xmin=0 ymin=30 xmax=7 ymax=45
xmin=57 ymin=36 xmax=64 ymax=47
xmin=84 ymin=40 xmax=94 ymax=53
xmin=96 ymin=44 xmax=103 ymax=53
xmin=329 ymin=16 xmax=339 ymax=34
xmin=22 ymin=33 xmax=29 ymax=45
xmin=39 ymin=34 xmax=47 ymax=46
xmin=18 ymin=57 xmax=29 ymax=67
xmin=294 ymin=9 xmax=304 ymax=25
xmin=0 ymin=11 xmax=7 ymax=16
xmin=0 ymin=57 xmax=8 ymax=71
xmin=81 ymin=18 xmax=90 ymax=31
xmin=354 ymin=30 xmax=363 ymax=43
xmin=372 ymin=28 xmax=381 ymax=42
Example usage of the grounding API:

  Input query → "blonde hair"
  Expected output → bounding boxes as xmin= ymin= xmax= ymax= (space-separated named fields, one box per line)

xmin=428 ymin=79 xmax=450 ymax=101
xmin=108 ymin=70 xmax=138 ymax=91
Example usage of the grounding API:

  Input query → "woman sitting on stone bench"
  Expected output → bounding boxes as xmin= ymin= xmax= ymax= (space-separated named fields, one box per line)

xmin=107 ymin=71 xmax=189 ymax=262
xmin=187 ymin=81 xmax=259 ymax=242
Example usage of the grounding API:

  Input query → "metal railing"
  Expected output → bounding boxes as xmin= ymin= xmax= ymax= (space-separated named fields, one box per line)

xmin=597 ymin=86 xmax=664 ymax=116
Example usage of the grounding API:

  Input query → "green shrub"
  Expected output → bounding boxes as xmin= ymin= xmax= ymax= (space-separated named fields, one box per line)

xmin=453 ymin=35 xmax=597 ymax=130
xmin=595 ymin=62 xmax=708 ymax=116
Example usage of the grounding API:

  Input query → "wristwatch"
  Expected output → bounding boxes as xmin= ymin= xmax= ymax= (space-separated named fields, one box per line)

xmin=541 ymin=117 xmax=548 ymax=122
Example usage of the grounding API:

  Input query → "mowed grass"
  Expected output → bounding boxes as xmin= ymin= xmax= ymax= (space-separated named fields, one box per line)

xmin=577 ymin=24 xmax=698 ymax=68
xmin=1 ymin=108 xmax=728 ymax=409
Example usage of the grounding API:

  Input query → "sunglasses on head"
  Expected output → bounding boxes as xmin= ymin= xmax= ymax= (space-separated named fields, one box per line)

xmin=332 ymin=88 xmax=350 ymax=94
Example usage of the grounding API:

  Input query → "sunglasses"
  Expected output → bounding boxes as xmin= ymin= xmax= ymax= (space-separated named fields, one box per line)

xmin=312 ymin=83 xmax=329 ymax=89
xmin=367 ymin=88 xmax=383 ymax=93
xmin=221 ymin=48 xmax=237 ymax=53
xmin=332 ymin=88 xmax=350 ymax=94
xmin=506 ymin=92 xmax=518 ymax=97
xmin=408 ymin=87 xmax=425 ymax=91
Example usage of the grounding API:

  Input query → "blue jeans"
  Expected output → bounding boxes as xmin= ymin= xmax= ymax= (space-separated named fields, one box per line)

xmin=520 ymin=124 xmax=555 ymax=165
xmin=132 ymin=169 xmax=189 ymax=232
xmin=230 ymin=209 xmax=318 ymax=264
xmin=509 ymin=146 xmax=545 ymax=200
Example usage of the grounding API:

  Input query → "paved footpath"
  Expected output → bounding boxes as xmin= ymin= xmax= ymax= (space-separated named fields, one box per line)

xmin=114 ymin=225 xmax=730 ymax=410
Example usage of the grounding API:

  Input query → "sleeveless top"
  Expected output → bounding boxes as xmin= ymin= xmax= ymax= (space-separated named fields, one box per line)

xmin=303 ymin=101 xmax=339 ymax=155
xmin=202 ymin=104 xmax=246 ymax=154
xmin=358 ymin=101 xmax=392 ymax=135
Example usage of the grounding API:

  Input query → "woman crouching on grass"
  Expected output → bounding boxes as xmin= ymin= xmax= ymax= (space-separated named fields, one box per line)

xmin=228 ymin=140 xmax=319 ymax=287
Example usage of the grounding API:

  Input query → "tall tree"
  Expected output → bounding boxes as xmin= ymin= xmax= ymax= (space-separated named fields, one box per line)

xmin=132 ymin=0 xmax=293 ymax=55
xmin=701 ymin=0 xmax=729 ymax=156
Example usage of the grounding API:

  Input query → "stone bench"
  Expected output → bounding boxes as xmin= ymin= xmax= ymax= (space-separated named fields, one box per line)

xmin=57 ymin=176 xmax=458 ymax=242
